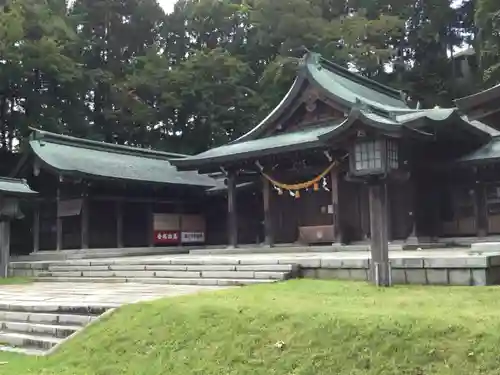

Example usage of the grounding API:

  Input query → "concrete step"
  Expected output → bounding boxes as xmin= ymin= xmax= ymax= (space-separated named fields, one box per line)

xmin=0 ymin=302 xmax=112 ymax=355
xmin=0 ymin=310 xmax=96 ymax=326
xmin=34 ymin=276 xmax=279 ymax=286
xmin=0 ymin=303 xmax=108 ymax=316
xmin=0 ymin=331 xmax=62 ymax=350
xmin=1 ymin=321 xmax=80 ymax=338
xmin=36 ymin=270 xmax=291 ymax=280
xmin=46 ymin=264 xmax=296 ymax=272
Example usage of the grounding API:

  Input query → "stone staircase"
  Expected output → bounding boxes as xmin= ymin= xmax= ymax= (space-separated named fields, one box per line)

xmin=10 ymin=257 xmax=299 ymax=286
xmin=0 ymin=303 xmax=108 ymax=355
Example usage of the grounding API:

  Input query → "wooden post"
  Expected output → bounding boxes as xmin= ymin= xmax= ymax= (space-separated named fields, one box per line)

xmin=56 ymin=185 xmax=62 ymax=251
xmin=0 ymin=221 xmax=10 ymax=278
xmin=262 ymin=176 xmax=274 ymax=247
xmin=330 ymin=169 xmax=342 ymax=243
xmin=147 ymin=202 xmax=154 ymax=247
xmin=475 ymin=183 xmax=488 ymax=238
xmin=81 ymin=196 xmax=89 ymax=249
xmin=116 ymin=200 xmax=124 ymax=248
xmin=33 ymin=202 xmax=40 ymax=253
xmin=227 ymin=172 xmax=238 ymax=248
xmin=369 ymin=183 xmax=391 ymax=287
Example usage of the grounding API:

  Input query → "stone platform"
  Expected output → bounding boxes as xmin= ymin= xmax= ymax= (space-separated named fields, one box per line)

xmin=10 ymin=248 xmax=500 ymax=286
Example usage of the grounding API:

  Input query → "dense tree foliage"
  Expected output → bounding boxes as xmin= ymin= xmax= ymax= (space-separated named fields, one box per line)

xmin=0 ymin=0 xmax=494 ymax=154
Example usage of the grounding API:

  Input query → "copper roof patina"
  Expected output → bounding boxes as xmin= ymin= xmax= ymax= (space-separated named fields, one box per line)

xmin=28 ymin=129 xmax=220 ymax=188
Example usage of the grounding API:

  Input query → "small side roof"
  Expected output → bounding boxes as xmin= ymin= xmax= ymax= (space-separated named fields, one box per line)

xmin=457 ymin=136 xmax=500 ymax=165
xmin=0 ymin=177 xmax=37 ymax=197
xmin=28 ymin=129 xmax=220 ymax=188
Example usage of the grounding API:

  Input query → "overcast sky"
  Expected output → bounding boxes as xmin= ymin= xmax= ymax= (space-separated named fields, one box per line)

xmin=158 ymin=0 xmax=176 ymax=13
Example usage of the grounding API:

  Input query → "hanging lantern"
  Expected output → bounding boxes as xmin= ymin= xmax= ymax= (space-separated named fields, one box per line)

xmin=313 ymin=182 xmax=319 ymax=191
xmin=295 ymin=190 xmax=301 ymax=199
xmin=278 ymin=188 xmax=283 ymax=195
xmin=289 ymin=190 xmax=295 ymax=197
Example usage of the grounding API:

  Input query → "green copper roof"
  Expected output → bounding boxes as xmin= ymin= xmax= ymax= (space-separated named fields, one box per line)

xmin=0 ymin=177 xmax=37 ymax=196
xmin=29 ymin=129 xmax=219 ymax=187
xmin=176 ymin=121 xmax=343 ymax=166
xmin=173 ymin=105 xmax=495 ymax=170
xmin=235 ymin=52 xmax=411 ymax=143
xmin=305 ymin=53 xmax=409 ymax=111
xmin=173 ymin=51 xmax=497 ymax=171
xmin=457 ymin=137 xmax=500 ymax=164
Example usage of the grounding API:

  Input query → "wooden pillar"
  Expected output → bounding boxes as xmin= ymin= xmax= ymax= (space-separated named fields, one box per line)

xmin=33 ymin=202 xmax=40 ymax=253
xmin=147 ymin=202 xmax=154 ymax=247
xmin=369 ymin=183 xmax=391 ymax=287
xmin=81 ymin=196 xmax=89 ymax=249
xmin=262 ymin=176 xmax=274 ymax=247
xmin=56 ymin=185 xmax=62 ymax=251
xmin=116 ymin=200 xmax=124 ymax=248
xmin=475 ymin=183 xmax=488 ymax=237
xmin=0 ymin=221 xmax=10 ymax=278
xmin=227 ymin=172 xmax=238 ymax=248
xmin=330 ymin=169 xmax=342 ymax=243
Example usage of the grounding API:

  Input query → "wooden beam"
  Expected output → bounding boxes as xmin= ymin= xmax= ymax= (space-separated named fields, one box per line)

xmin=475 ymin=183 xmax=488 ymax=237
xmin=227 ymin=172 xmax=238 ymax=248
xmin=369 ymin=183 xmax=391 ymax=286
xmin=0 ymin=221 xmax=10 ymax=278
xmin=330 ymin=169 xmax=342 ymax=243
xmin=116 ymin=200 xmax=124 ymax=248
xmin=262 ymin=176 xmax=274 ymax=246
xmin=33 ymin=203 xmax=40 ymax=253
xmin=147 ymin=202 xmax=154 ymax=247
xmin=56 ymin=186 xmax=62 ymax=251
xmin=81 ymin=195 xmax=89 ymax=249
xmin=89 ymin=196 xmax=188 ymax=204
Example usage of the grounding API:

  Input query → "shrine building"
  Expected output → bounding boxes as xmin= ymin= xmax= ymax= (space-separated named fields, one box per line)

xmin=9 ymin=51 xmax=500 ymax=256
xmin=172 ymin=51 xmax=500 ymax=247
xmin=10 ymin=129 xmax=230 ymax=255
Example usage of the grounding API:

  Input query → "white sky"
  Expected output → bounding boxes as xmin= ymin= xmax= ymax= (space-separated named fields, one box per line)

xmin=158 ymin=0 xmax=176 ymax=13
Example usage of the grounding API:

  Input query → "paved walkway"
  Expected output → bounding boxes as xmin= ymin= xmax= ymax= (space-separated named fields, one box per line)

xmin=0 ymin=283 xmax=226 ymax=308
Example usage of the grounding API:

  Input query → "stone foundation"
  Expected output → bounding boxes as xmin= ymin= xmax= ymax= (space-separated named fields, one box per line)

xmin=301 ymin=255 xmax=500 ymax=286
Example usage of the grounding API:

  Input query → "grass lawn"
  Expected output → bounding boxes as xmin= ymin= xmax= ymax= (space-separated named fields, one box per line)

xmin=0 ymin=277 xmax=32 ymax=285
xmin=1 ymin=279 xmax=500 ymax=374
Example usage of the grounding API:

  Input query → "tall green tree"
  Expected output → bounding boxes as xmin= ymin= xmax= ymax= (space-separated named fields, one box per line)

xmin=476 ymin=0 xmax=500 ymax=84
xmin=0 ymin=0 xmax=81 ymax=151
xmin=68 ymin=0 xmax=166 ymax=144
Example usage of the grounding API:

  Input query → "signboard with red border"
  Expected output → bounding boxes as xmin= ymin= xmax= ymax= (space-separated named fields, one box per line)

xmin=154 ymin=230 xmax=180 ymax=244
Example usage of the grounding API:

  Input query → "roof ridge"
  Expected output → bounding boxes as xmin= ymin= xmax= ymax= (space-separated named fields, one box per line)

xmin=29 ymin=128 xmax=188 ymax=160
xmin=314 ymin=53 xmax=405 ymax=101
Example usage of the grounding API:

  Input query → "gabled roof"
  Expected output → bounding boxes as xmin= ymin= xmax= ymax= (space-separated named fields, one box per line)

xmin=27 ymin=129 xmax=220 ymax=188
xmin=236 ymin=52 xmax=411 ymax=143
xmin=0 ymin=177 xmax=37 ymax=197
xmin=171 ymin=50 xmax=498 ymax=172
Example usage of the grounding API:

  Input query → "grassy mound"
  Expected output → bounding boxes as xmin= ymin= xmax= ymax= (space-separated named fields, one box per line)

xmin=2 ymin=279 xmax=500 ymax=374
